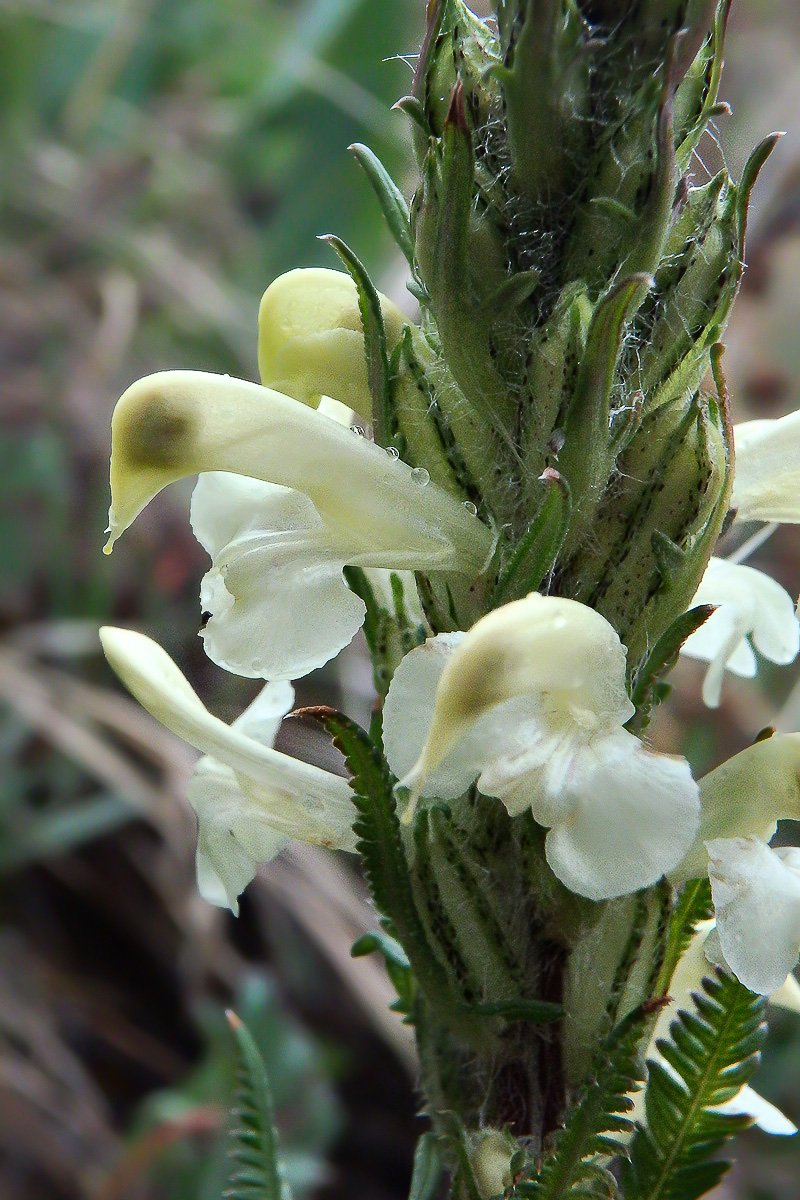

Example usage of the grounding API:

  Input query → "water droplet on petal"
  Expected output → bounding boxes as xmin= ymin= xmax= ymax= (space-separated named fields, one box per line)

xmin=410 ymin=467 xmax=430 ymax=487
xmin=463 ymin=500 xmax=478 ymax=515
xmin=385 ymin=445 xmax=400 ymax=459
xmin=251 ymin=659 xmax=264 ymax=673
xmin=351 ymin=424 xmax=366 ymax=437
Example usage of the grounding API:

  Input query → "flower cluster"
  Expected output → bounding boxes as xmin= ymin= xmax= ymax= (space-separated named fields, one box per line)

xmin=100 ymin=264 xmax=800 ymax=1003
xmin=97 ymin=0 xmax=800 ymax=1176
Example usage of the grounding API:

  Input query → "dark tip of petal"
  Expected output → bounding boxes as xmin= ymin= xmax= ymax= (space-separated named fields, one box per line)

xmin=125 ymin=395 xmax=193 ymax=467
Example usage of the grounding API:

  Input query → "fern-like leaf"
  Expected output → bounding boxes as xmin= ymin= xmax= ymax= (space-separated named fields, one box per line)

xmin=512 ymin=1002 xmax=654 ymax=1199
xmin=655 ymin=879 xmax=713 ymax=996
xmin=321 ymin=711 xmax=458 ymax=1018
xmin=225 ymin=1011 xmax=285 ymax=1200
xmin=620 ymin=970 xmax=768 ymax=1200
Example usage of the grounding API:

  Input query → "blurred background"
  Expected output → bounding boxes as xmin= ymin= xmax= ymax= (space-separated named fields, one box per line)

xmin=1 ymin=1 xmax=800 ymax=1197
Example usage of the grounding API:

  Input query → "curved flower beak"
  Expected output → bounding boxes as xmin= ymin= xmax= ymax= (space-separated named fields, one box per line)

xmin=99 ymin=627 xmax=357 ymax=911
xmin=384 ymin=595 xmax=699 ymax=901
xmin=257 ymin=267 xmax=407 ymax=419
xmin=733 ymin=411 xmax=800 ymax=523
xmin=105 ymin=370 xmax=490 ymax=570
xmin=104 ymin=370 xmax=493 ymax=678
xmin=680 ymin=557 xmax=799 ymax=708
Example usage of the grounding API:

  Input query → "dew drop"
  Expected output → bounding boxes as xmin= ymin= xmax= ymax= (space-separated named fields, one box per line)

xmin=351 ymin=424 xmax=366 ymax=437
xmin=251 ymin=659 xmax=264 ymax=673
xmin=463 ymin=500 xmax=478 ymax=515
xmin=410 ymin=467 xmax=430 ymax=486
xmin=385 ymin=445 xmax=400 ymax=459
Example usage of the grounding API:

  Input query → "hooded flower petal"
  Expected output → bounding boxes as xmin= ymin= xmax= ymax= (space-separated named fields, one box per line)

xmin=106 ymin=371 xmax=490 ymax=568
xmin=190 ymin=472 xmax=367 ymax=680
xmin=707 ymin=836 xmax=800 ymax=995
xmin=105 ymin=371 xmax=492 ymax=678
xmin=99 ymin=627 xmax=356 ymax=910
xmin=383 ymin=596 xmax=699 ymax=901
xmin=680 ymin=557 xmax=799 ymax=707
xmin=396 ymin=594 xmax=634 ymax=793
xmin=257 ymin=267 xmax=406 ymax=418
xmin=733 ymin=411 xmax=800 ymax=523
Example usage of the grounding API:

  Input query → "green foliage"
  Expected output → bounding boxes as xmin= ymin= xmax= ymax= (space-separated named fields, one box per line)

xmin=628 ymin=607 xmax=716 ymax=733
xmin=656 ymin=881 xmax=714 ymax=998
xmin=321 ymin=233 xmax=395 ymax=446
xmin=351 ymin=926 xmax=416 ymax=1015
xmin=321 ymin=711 xmax=454 ymax=1013
xmin=409 ymin=1132 xmax=445 ymax=1200
xmin=349 ymin=142 xmax=416 ymax=271
xmin=620 ymin=971 xmax=768 ymax=1200
xmin=132 ymin=975 xmax=340 ymax=1200
xmin=511 ymin=1004 xmax=652 ymax=1199
xmin=226 ymin=1010 xmax=285 ymax=1200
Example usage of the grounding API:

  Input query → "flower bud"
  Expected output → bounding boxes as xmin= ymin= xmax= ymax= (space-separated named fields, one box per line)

xmin=257 ymin=267 xmax=406 ymax=419
xmin=469 ymin=1129 xmax=515 ymax=1200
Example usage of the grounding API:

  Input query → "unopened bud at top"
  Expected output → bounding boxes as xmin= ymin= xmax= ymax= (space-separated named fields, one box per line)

xmin=258 ymin=267 xmax=406 ymax=419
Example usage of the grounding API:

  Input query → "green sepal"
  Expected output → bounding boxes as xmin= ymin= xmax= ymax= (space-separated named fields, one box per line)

xmin=352 ymin=928 xmax=416 ymax=1016
xmin=461 ymin=998 xmax=564 ymax=1026
xmin=496 ymin=0 xmax=589 ymax=205
xmin=610 ymin=388 xmax=645 ymax=453
xmin=414 ymin=0 xmax=500 ymax=142
xmin=393 ymin=94 xmax=430 ymax=138
xmin=674 ymin=0 xmax=731 ymax=170
xmin=562 ymin=384 xmax=729 ymax=675
xmin=349 ymin=142 xmax=416 ymax=271
xmin=351 ymin=928 xmax=410 ymax=969
xmin=491 ymin=469 xmax=571 ymax=606
xmin=650 ymin=531 xmax=688 ymax=589
xmin=628 ymin=605 xmax=716 ymax=732
xmin=319 ymin=233 xmax=395 ymax=447
xmin=225 ymin=1011 xmax=286 ymax=1200
xmin=735 ymin=132 xmax=783 ymax=261
xmin=413 ymin=84 xmax=516 ymax=435
xmin=638 ymin=179 xmax=737 ymax=414
xmin=480 ymin=268 xmax=540 ymax=320
xmin=559 ymin=274 xmax=651 ymax=525
xmin=561 ymin=71 xmax=675 ymax=293
xmin=409 ymin=1132 xmax=445 ymax=1200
